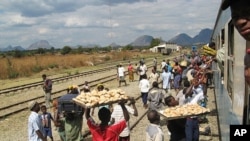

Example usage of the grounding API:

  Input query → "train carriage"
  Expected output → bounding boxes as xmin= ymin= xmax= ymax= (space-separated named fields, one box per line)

xmin=211 ymin=2 xmax=250 ymax=141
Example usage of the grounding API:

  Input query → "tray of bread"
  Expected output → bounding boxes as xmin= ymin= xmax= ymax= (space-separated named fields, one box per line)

xmin=158 ymin=104 xmax=210 ymax=120
xmin=72 ymin=89 xmax=129 ymax=108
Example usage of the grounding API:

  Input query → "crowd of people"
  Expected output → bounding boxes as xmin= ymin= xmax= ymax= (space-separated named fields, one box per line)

xmin=29 ymin=48 xmax=216 ymax=141
xmin=28 ymin=0 xmax=250 ymax=139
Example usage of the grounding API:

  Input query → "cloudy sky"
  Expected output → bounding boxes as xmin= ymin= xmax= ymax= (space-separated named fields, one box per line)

xmin=0 ymin=0 xmax=221 ymax=49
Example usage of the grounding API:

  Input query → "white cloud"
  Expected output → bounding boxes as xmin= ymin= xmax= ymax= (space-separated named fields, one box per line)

xmin=0 ymin=0 xmax=221 ymax=48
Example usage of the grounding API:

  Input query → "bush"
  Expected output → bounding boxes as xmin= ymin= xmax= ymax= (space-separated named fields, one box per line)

xmin=48 ymin=64 xmax=58 ymax=69
xmin=8 ymin=70 xmax=19 ymax=79
xmin=31 ymin=65 xmax=43 ymax=73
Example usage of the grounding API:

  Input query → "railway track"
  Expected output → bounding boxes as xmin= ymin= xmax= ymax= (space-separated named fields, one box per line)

xmin=0 ymin=56 xmax=163 ymax=95
xmin=0 ymin=54 xmax=178 ymax=119
xmin=0 ymin=66 xmax=117 ymax=95
xmin=0 ymin=63 xmax=158 ymax=119
xmin=0 ymin=73 xmax=119 ymax=119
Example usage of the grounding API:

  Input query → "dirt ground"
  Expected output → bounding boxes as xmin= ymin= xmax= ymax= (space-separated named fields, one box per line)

xmin=0 ymin=64 xmax=220 ymax=141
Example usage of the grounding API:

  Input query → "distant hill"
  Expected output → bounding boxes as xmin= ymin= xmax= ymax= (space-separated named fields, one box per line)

xmin=0 ymin=45 xmax=25 ymax=52
xmin=27 ymin=40 xmax=53 ymax=50
xmin=129 ymin=35 xmax=154 ymax=47
xmin=1 ymin=28 xmax=212 ymax=51
xmin=168 ymin=33 xmax=192 ymax=46
xmin=168 ymin=28 xmax=212 ymax=46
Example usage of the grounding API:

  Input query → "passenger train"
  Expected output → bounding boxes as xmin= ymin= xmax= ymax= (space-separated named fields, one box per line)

xmin=211 ymin=2 xmax=250 ymax=141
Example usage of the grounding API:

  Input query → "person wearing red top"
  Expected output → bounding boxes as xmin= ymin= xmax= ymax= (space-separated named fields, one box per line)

xmin=85 ymin=100 xmax=130 ymax=141
xmin=127 ymin=63 xmax=134 ymax=82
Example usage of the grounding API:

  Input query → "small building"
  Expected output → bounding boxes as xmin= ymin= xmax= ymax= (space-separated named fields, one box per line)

xmin=149 ymin=43 xmax=179 ymax=53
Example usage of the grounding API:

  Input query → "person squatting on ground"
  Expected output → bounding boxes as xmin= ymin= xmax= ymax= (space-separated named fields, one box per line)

xmin=85 ymin=100 xmax=130 ymax=141
xmin=147 ymin=81 xmax=166 ymax=111
xmin=28 ymin=101 xmax=47 ymax=141
xmin=110 ymin=98 xmax=138 ymax=141
xmin=145 ymin=110 xmax=164 ymax=141
xmin=40 ymin=105 xmax=55 ymax=141
xmin=139 ymin=74 xmax=150 ymax=109
xmin=42 ymin=74 xmax=52 ymax=108
xmin=164 ymin=96 xmax=186 ymax=141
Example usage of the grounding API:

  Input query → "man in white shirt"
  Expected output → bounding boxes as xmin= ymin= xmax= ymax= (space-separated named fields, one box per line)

xmin=118 ymin=64 xmax=127 ymax=87
xmin=28 ymin=101 xmax=47 ymax=141
xmin=110 ymin=98 xmax=138 ymax=141
xmin=139 ymin=61 xmax=148 ymax=81
xmin=139 ymin=75 xmax=150 ymax=108
xmin=161 ymin=68 xmax=171 ymax=93
xmin=160 ymin=60 xmax=166 ymax=72
xmin=148 ymin=68 xmax=160 ymax=87
xmin=145 ymin=110 xmax=164 ymax=141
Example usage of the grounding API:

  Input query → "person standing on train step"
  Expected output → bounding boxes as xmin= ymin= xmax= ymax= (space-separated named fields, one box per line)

xmin=28 ymin=101 xmax=47 ymax=141
xmin=42 ymin=74 xmax=52 ymax=108
xmin=145 ymin=110 xmax=164 ymax=141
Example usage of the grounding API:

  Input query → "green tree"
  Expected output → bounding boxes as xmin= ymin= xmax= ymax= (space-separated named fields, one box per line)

xmin=150 ymin=38 xmax=161 ymax=48
xmin=13 ymin=50 xmax=24 ymax=58
xmin=122 ymin=45 xmax=133 ymax=50
xmin=37 ymin=48 xmax=46 ymax=54
xmin=61 ymin=46 xmax=72 ymax=55
xmin=77 ymin=46 xmax=84 ymax=54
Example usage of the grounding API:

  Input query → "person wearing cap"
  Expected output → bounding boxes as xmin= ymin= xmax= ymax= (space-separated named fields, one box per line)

xmin=28 ymin=101 xmax=47 ymax=141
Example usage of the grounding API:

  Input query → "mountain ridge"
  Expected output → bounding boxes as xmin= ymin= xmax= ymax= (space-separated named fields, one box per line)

xmin=0 ymin=28 xmax=212 ymax=51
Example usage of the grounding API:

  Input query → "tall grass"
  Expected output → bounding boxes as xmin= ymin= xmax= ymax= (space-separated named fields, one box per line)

xmin=0 ymin=51 xmax=153 ymax=79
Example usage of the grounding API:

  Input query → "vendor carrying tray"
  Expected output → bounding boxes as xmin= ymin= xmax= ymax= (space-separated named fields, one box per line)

xmin=157 ymin=104 xmax=210 ymax=120
xmin=72 ymin=88 xmax=130 ymax=108
xmin=72 ymin=97 xmax=130 ymax=108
